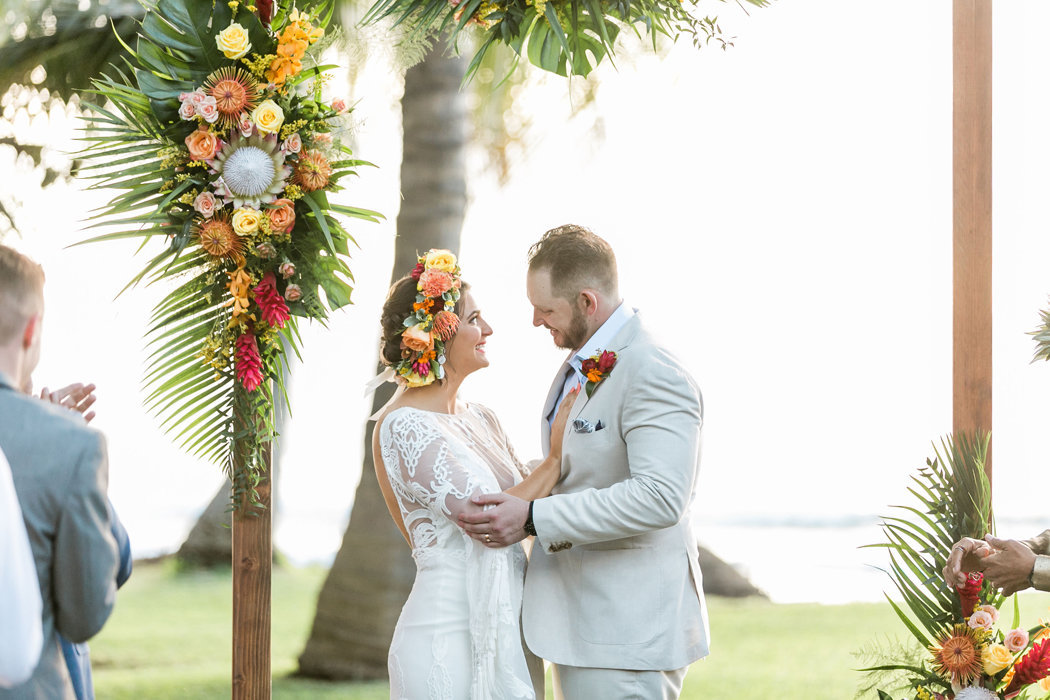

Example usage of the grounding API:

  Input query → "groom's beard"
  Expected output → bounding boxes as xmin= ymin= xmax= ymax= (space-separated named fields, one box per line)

xmin=555 ymin=307 xmax=590 ymax=351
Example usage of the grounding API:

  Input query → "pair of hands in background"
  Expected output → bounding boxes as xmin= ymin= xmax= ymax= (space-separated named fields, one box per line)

xmin=943 ymin=535 xmax=1038 ymax=596
xmin=38 ymin=383 xmax=97 ymax=424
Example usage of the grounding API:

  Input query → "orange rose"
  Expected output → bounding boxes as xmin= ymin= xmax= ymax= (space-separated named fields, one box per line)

xmin=402 ymin=324 xmax=434 ymax=353
xmin=267 ymin=198 xmax=296 ymax=233
xmin=185 ymin=126 xmax=219 ymax=161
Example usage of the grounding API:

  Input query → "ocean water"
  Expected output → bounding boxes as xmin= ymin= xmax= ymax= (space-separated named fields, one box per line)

xmin=127 ymin=502 xmax=1050 ymax=606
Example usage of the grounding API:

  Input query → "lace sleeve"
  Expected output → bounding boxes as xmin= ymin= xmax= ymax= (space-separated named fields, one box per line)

xmin=379 ymin=409 xmax=489 ymax=539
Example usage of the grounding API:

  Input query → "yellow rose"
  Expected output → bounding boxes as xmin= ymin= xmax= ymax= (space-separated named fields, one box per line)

xmin=231 ymin=208 xmax=262 ymax=236
xmin=1039 ymin=676 xmax=1050 ymax=692
xmin=403 ymin=370 xmax=434 ymax=388
xmin=252 ymin=99 xmax=285 ymax=136
xmin=424 ymin=249 xmax=458 ymax=273
xmin=983 ymin=643 xmax=1013 ymax=675
xmin=216 ymin=23 xmax=252 ymax=60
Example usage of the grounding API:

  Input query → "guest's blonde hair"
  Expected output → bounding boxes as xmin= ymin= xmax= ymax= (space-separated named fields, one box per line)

xmin=0 ymin=244 xmax=45 ymax=344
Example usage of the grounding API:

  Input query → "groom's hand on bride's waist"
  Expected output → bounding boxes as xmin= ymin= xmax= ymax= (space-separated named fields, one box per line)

xmin=458 ymin=493 xmax=529 ymax=548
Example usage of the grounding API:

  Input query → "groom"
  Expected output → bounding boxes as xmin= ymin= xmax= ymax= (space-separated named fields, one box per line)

xmin=459 ymin=225 xmax=709 ymax=699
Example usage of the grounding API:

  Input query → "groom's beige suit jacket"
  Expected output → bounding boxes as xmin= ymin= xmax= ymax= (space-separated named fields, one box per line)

xmin=522 ymin=313 xmax=709 ymax=671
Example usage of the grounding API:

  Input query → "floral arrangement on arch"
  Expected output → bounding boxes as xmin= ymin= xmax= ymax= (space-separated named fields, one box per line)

xmin=363 ymin=0 xmax=769 ymax=78
xmin=860 ymin=434 xmax=1050 ymax=700
xmin=79 ymin=0 xmax=379 ymax=505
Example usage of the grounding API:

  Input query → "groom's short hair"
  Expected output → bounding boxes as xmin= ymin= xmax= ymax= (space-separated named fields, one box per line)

xmin=0 ymin=244 xmax=45 ymax=344
xmin=528 ymin=224 xmax=618 ymax=301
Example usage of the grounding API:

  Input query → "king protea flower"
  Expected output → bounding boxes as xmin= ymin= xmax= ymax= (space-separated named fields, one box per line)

xmin=930 ymin=624 xmax=986 ymax=686
xmin=235 ymin=331 xmax=264 ymax=392
xmin=212 ymin=131 xmax=291 ymax=209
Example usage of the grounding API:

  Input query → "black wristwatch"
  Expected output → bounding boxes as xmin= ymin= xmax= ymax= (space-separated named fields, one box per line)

xmin=523 ymin=501 xmax=537 ymax=537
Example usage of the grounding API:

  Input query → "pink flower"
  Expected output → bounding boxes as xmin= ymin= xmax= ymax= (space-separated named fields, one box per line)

xmin=238 ymin=115 xmax=254 ymax=138
xmin=179 ymin=101 xmax=196 ymax=120
xmin=968 ymin=610 xmax=994 ymax=631
xmin=193 ymin=191 xmax=218 ymax=218
xmin=197 ymin=96 xmax=219 ymax=124
xmin=978 ymin=605 xmax=1000 ymax=624
xmin=331 ymin=98 xmax=347 ymax=113
xmin=252 ymin=272 xmax=290 ymax=328
xmin=284 ymin=283 xmax=302 ymax=302
xmin=313 ymin=132 xmax=332 ymax=145
xmin=255 ymin=242 xmax=276 ymax=259
xmin=1005 ymin=628 xmax=1031 ymax=652
xmin=282 ymin=132 xmax=302 ymax=154
xmin=418 ymin=269 xmax=454 ymax=298
xmin=190 ymin=89 xmax=207 ymax=105
xmin=235 ymin=331 xmax=264 ymax=392
xmin=278 ymin=262 xmax=295 ymax=279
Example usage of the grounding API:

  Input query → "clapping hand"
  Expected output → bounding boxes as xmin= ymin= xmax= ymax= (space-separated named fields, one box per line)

xmin=39 ymin=382 xmax=97 ymax=423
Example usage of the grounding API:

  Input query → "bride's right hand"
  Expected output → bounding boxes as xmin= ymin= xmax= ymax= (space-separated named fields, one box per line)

xmin=549 ymin=386 xmax=580 ymax=460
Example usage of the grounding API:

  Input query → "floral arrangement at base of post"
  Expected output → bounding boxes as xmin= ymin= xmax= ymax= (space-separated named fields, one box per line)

xmin=859 ymin=433 xmax=1050 ymax=700
xmin=363 ymin=0 xmax=769 ymax=78
xmin=79 ymin=0 xmax=380 ymax=507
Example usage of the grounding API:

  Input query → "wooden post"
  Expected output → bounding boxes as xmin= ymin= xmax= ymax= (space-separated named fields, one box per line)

xmin=952 ymin=0 xmax=993 ymax=482
xmin=232 ymin=441 xmax=272 ymax=698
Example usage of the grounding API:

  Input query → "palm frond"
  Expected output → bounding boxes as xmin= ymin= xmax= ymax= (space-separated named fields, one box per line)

xmin=859 ymin=431 xmax=1002 ymax=696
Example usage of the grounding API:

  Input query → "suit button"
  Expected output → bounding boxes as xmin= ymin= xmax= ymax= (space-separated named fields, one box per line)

xmin=547 ymin=541 xmax=573 ymax=552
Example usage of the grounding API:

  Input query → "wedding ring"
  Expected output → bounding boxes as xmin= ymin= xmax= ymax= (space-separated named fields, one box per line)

xmin=484 ymin=534 xmax=491 ymax=543
xmin=954 ymin=546 xmax=966 ymax=552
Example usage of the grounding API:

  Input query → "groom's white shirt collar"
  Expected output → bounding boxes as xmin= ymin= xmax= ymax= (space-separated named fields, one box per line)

xmin=570 ymin=302 xmax=634 ymax=374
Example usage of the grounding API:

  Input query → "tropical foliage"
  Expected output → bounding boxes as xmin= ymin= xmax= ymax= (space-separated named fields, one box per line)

xmin=78 ymin=0 xmax=379 ymax=506
xmin=860 ymin=433 xmax=1050 ymax=699
xmin=363 ymin=0 xmax=769 ymax=78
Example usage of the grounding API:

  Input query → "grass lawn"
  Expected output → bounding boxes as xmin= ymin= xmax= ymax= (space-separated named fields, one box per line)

xmin=90 ymin=562 xmax=1050 ymax=699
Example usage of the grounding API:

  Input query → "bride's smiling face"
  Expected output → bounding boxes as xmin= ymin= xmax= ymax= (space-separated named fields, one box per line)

xmin=444 ymin=290 xmax=492 ymax=377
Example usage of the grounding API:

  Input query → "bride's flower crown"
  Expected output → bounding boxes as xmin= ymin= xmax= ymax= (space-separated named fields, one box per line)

xmin=395 ymin=249 xmax=463 ymax=387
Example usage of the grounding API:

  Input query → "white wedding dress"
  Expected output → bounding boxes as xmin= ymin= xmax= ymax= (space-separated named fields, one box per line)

xmin=379 ymin=403 xmax=538 ymax=700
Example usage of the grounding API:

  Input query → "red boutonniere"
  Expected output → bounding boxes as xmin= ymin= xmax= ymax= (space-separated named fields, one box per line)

xmin=581 ymin=350 xmax=617 ymax=397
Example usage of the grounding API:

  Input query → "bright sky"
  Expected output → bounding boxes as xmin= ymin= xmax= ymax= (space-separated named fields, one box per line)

xmin=4 ymin=1 xmax=1050 ymax=601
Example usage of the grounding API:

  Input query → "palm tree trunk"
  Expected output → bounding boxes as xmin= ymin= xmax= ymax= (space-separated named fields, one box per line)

xmin=297 ymin=45 xmax=468 ymax=679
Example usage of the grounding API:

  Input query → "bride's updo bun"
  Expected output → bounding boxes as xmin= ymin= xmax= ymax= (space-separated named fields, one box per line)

xmin=379 ymin=276 xmax=418 ymax=367
xmin=378 ymin=275 xmax=470 ymax=368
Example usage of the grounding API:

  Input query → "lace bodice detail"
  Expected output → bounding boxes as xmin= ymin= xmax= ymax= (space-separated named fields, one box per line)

xmin=379 ymin=403 xmax=537 ymax=700
xmin=379 ymin=403 xmax=529 ymax=559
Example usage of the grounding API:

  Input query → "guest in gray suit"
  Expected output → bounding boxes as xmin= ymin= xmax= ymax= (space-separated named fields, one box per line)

xmin=459 ymin=225 xmax=708 ymax=700
xmin=0 ymin=244 xmax=119 ymax=700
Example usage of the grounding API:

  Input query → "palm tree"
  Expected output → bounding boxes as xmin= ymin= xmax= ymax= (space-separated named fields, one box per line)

xmin=297 ymin=42 xmax=468 ymax=679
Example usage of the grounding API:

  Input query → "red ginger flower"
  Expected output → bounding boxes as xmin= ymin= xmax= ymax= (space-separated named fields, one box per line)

xmin=252 ymin=271 xmax=290 ymax=329
xmin=433 ymin=310 xmax=459 ymax=341
xmin=256 ymin=0 xmax=273 ymax=25
xmin=411 ymin=262 xmax=425 ymax=280
xmin=235 ymin=331 xmax=264 ymax=392
xmin=957 ymin=571 xmax=983 ymax=617
xmin=1004 ymin=638 xmax=1050 ymax=696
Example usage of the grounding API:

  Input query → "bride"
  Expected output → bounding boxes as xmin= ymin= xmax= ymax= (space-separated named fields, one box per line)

xmin=370 ymin=250 xmax=577 ymax=700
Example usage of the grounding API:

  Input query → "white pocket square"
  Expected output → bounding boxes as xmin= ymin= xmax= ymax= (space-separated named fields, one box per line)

xmin=572 ymin=418 xmax=605 ymax=433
